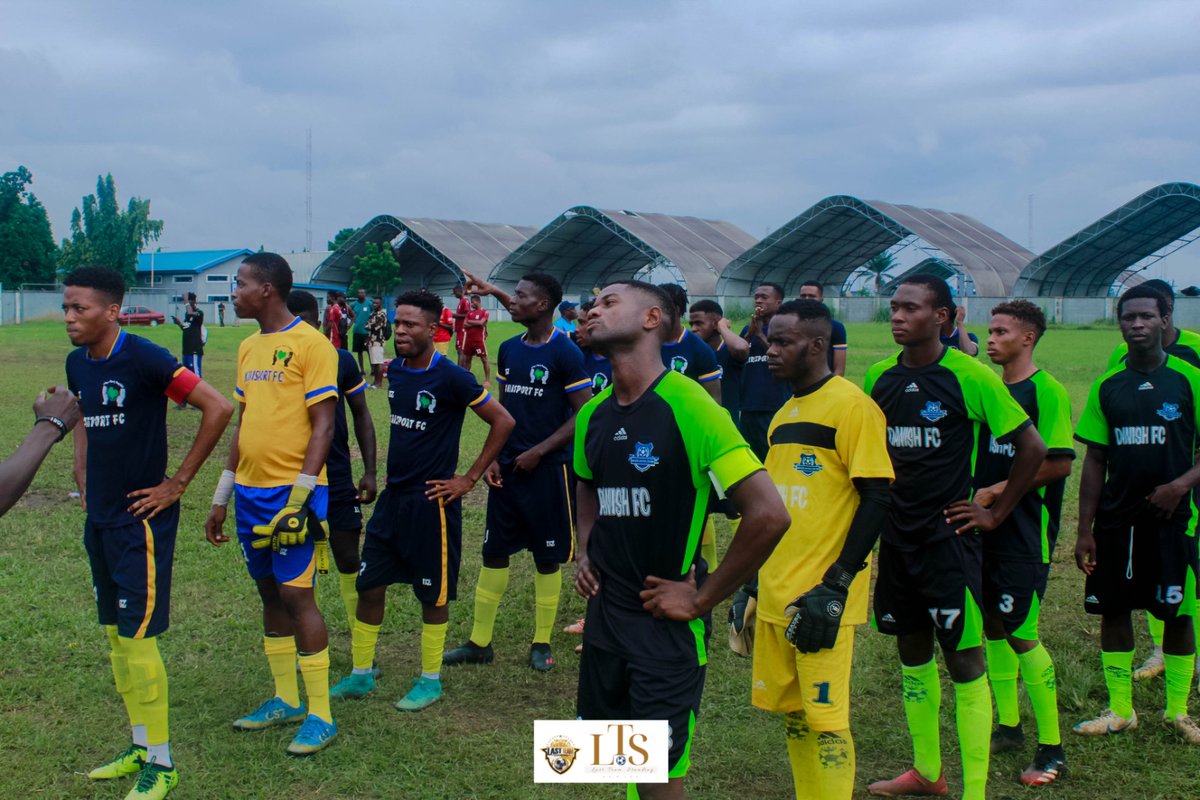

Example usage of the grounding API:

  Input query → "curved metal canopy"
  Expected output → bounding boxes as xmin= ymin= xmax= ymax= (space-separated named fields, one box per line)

xmin=879 ymin=258 xmax=966 ymax=295
xmin=489 ymin=206 xmax=757 ymax=296
xmin=1014 ymin=183 xmax=1200 ymax=297
xmin=717 ymin=195 xmax=1033 ymax=298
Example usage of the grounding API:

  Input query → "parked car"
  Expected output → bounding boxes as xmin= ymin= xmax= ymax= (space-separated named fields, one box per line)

xmin=118 ymin=306 xmax=165 ymax=326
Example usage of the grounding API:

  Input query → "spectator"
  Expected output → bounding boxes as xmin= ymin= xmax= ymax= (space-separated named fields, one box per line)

xmin=349 ymin=288 xmax=374 ymax=374
xmin=365 ymin=296 xmax=389 ymax=388
xmin=324 ymin=291 xmax=346 ymax=349
xmin=554 ymin=300 xmax=577 ymax=337
xmin=217 ymin=301 xmax=226 ymax=327
xmin=171 ymin=292 xmax=205 ymax=410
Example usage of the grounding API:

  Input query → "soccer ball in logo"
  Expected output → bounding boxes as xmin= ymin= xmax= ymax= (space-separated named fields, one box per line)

xmin=670 ymin=355 xmax=688 ymax=373
xmin=541 ymin=736 xmax=579 ymax=775
xmin=272 ymin=346 xmax=295 ymax=367
xmin=416 ymin=390 xmax=437 ymax=413
xmin=100 ymin=380 xmax=126 ymax=408
xmin=530 ymin=364 xmax=549 ymax=384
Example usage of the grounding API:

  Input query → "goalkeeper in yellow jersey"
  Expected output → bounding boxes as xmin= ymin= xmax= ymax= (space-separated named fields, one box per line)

xmin=757 ymin=300 xmax=894 ymax=799
xmin=204 ymin=252 xmax=340 ymax=756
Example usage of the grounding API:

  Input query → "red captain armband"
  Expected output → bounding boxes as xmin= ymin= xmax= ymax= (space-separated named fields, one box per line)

xmin=165 ymin=368 xmax=202 ymax=404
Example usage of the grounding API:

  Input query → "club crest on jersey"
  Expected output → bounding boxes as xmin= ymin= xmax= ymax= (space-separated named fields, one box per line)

xmin=100 ymin=380 xmax=126 ymax=408
xmin=670 ymin=355 xmax=689 ymax=373
xmin=593 ymin=373 xmax=610 ymax=392
xmin=541 ymin=736 xmax=579 ymax=775
xmin=530 ymin=364 xmax=550 ymax=384
xmin=793 ymin=453 xmax=824 ymax=476
xmin=918 ymin=401 xmax=947 ymax=422
xmin=1157 ymin=402 xmax=1182 ymax=422
xmin=628 ymin=442 xmax=660 ymax=472
xmin=416 ymin=390 xmax=437 ymax=413
xmin=271 ymin=346 xmax=295 ymax=367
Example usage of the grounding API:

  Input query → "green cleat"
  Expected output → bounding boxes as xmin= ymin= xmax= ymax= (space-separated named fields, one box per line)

xmin=124 ymin=762 xmax=178 ymax=799
xmin=442 ymin=641 xmax=494 ymax=666
xmin=88 ymin=743 xmax=146 ymax=780
xmin=330 ymin=672 xmax=376 ymax=699
xmin=395 ymin=676 xmax=442 ymax=712
xmin=233 ymin=696 xmax=307 ymax=731
xmin=286 ymin=714 xmax=338 ymax=756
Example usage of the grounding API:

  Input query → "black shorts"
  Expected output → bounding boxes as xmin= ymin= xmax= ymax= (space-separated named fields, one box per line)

xmin=352 ymin=332 xmax=368 ymax=353
xmin=84 ymin=506 xmax=179 ymax=639
xmin=327 ymin=490 xmax=363 ymax=532
xmin=358 ymin=488 xmax=462 ymax=607
xmin=873 ymin=533 xmax=984 ymax=652
xmin=483 ymin=460 xmax=574 ymax=563
xmin=982 ymin=556 xmax=1049 ymax=639
xmin=738 ymin=410 xmax=773 ymax=462
xmin=1084 ymin=516 xmax=1199 ymax=620
xmin=576 ymin=645 xmax=705 ymax=778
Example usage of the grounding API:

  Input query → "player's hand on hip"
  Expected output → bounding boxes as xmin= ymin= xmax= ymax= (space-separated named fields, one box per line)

xmin=356 ymin=473 xmax=378 ymax=504
xmin=425 ymin=474 xmax=474 ymax=502
xmin=785 ymin=582 xmax=846 ymax=653
xmin=126 ymin=476 xmax=186 ymax=520
xmin=944 ymin=499 xmax=997 ymax=534
xmin=483 ymin=461 xmax=503 ymax=488
xmin=205 ymin=505 xmax=229 ymax=547
xmin=1146 ymin=480 xmax=1187 ymax=518
xmin=575 ymin=554 xmax=600 ymax=599
xmin=640 ymin=568 xmax=702 ymax=621
xmin=514 ymin=447 xmax=543 ymax=473
xmin=36 ymin=385 xmax=81 ymax=432
xmin=1074 ymin=528 xmax=1097 ymax=575
xmin=252 ymin=484 xmax=315 ymax=551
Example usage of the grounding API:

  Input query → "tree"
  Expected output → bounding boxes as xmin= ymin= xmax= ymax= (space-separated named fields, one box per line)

xmin=0 ymin=167 xmax=58 ymax=285
xmin=328 ymin=227 xmax=358 ymax=251
xmin=352 ymin=242 xmax=398 ymax=295
xmin=57 ymin=174 xmax=163 ymax=283
xmin=862 ymin=252 xmax=897 ymax=295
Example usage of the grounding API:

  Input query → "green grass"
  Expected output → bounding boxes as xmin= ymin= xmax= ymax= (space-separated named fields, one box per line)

xmin=0 ymin=319 xmax=1195 ymax=799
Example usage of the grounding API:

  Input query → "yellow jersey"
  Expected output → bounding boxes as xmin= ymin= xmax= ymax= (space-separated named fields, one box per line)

xmin=760 ymin=374 xmax=894 ymax=626
xmin=234 ymin=317 xmax=339 ymax=487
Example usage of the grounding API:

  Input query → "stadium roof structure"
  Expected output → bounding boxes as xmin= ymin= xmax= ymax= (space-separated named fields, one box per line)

xmin=310 ymin=215 xmax=538 ymax=294
xmin=1014 ymin=183 xmax=1200 ymax=297
xmin=488 ymin=206 xmax=758 ymax=297
xmin=879 ymin=258 xmax=962 ymax=295
xmin=717 ymin=196 xmax=1034 ymax=298
xmin=136 ymin=249 xmax=253 ymax=274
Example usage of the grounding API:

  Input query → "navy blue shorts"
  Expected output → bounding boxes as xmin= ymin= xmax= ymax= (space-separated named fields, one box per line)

xmin=84 ymin=505 xmax=179 ymax=639
xmin=327 ymin=484 xmax=363 ymax=532
xmin=483 ymin=460 xmax=574 ymax=563
xmin=359 ymin=487 xmax=461 ymax=607
xmin=235 ymin=484 xmax=329 ymax=587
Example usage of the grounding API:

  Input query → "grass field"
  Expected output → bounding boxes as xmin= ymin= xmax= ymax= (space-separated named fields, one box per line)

xmin=1 ymin=317 xmax=1197 ymax=799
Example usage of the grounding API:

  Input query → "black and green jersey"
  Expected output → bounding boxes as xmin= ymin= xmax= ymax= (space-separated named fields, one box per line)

xmin=865 ymin=346 xmax=1031 ymax=549
xmin=974 ymin=370 xmax=1074 ymax=563
xmin=1075 ymin=355 xmax=1200 ymax=528
xmin=1106 ymin=328 xmax=1200 ymax=371
xmin=574 ymin=370 xmax=761 ymax=668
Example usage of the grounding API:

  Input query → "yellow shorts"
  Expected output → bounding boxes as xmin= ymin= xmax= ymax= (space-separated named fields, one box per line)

xmin=434 ymin=341 xmax=450 ymax=356
xmin=752 ymin=618 xmax=854 ymax=730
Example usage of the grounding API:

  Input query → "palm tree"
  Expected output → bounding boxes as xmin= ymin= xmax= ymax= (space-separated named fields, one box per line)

xmin=863 ymin=252 xmax=897 ymax=295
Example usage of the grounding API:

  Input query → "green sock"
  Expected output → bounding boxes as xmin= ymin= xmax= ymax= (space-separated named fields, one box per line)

xmin=1101 ymin=649 xmax=1135 ymax=718
xmin=1148 ymin=613 xmax=1164 ymax=647
xmin=985 ymin=637 xmax=1020 ymax=727
xmin=901 ymin=660 xmax=941 ymax=782
xmin=1164 ymin=652 xmax=1196 ymax=718
xmin=469 ymin=566 xmax=509 ymax=647
xmin=954 ymin=675 xmax=992 ymax=800
xmin=1017 ymin=643 xmax=1060 ymax=745
xmin=533 ymin=570 xmax=562 ymax=645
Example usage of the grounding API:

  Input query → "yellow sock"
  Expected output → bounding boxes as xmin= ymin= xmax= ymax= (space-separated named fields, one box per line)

xmin=814 ymin=729 xmax=855 ymax=798
xmin=469 ymin=566 xmax=509 ymax=647
xmin=352 ymin=619 xmax=381 ymax=672
xmin=701 ymin=517 xmax=719 ymax=569
xmin=534 ymin=570 xmax=562 ymax=645
xmin=784 ymin=712 xmax=818 ymax=799
xmin=298 ymin=648 xmax=332 ymax=723
xmin=121 ymin=636 xmax=170 ymax=765
xmin=338 ymin=572 xmax=359 ymax=632
xmin=106 ymin=626 xmax=140 ymax=731
xmin=263 ymin=635 xmax=300 ymax=707
xmin=422 ymin=622 xmax=448 ymax=677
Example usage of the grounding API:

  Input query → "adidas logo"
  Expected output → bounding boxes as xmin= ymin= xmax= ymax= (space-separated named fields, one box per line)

xmin=1085 ymin=595 xmax=1100 ymax=604
xmin=905 ymin=382 xmax=919 ymax=393
xmin=613 ymin=427 xmax=628 ymax=441
xmin=789 ymin=407 xmax=799 ymax=417
xmin=880 ymin=613 xmax=896 ymax=623
xmin=1138 ymin=382 xmax=1154 ymax=391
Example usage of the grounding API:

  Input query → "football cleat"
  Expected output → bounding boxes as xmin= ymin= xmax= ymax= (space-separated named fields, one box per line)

xmin=1166 ymin=713 xmax=1200 ymax=745
xmin=564 ymin=618 xmax=586 ymax=635
xmin=330 ymin=672 xmax=376 ymax=699
xmin=442 ymin=641 xmax=495 ymax=666
xmin=1020 ymin=744 xmax=1067 ymax=786
xmin=124 ymin=761 xmax=178 ymax=799
xmin=395 ymin=676 xmax=443 ymax=712
xmin=1133 ymin=649 xmax=1165 ymax=681
xmin=867 ymin=768 xmax=948 ymax=797
xmin=990 ymin=723 xmax=1025 ymax=754
xmin=529 ymin=643 xmax=555 ymax=672
xmin=88 ymin=743 xmax=146 ymax=780
xmin=233 ymin=697 xmax=307 ymax=731
xmin=286 ymin=714 xmax=338 ymax=756
xmin=1073 ymin=708 xmax=1137 ymax=736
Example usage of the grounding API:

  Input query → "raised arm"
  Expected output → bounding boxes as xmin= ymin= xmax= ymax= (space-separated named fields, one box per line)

xmin=0 ymin=387 xmax=81 ymax=517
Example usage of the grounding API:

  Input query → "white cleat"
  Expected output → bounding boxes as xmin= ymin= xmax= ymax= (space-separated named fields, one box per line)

xmin=1073 ymin=708 xmax=1138 ymax=736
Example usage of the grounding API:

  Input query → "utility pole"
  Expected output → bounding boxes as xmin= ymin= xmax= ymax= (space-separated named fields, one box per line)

xmin=1027 ymin=194 xmax=1034 ymax=250
xmin=306 ymin=128 xmax=313 ymax=252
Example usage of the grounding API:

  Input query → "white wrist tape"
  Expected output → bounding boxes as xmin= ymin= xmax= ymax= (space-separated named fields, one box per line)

xmin=294 ymin=473 xmax=319 ymax=492
xmin=212 ymin=469 xmax=236 ymax=507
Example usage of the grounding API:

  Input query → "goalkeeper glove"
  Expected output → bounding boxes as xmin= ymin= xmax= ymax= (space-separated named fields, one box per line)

xmin=252 ymin=480 xmax=322 ymax=552
xmin=784 ymin=563 xmax=857 ymax=653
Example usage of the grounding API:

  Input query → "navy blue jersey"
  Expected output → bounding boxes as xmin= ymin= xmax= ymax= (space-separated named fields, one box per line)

xmin=662 ymin=329 xmax=722 ymax=385
xmin=496 ymin=329 xmax=591 ymax=464
xmin=715 ymin=340 xmax=741 ymax=422
xmin=581 ymin=346 xmax=613 ymax=395
xmin=827 ymin=319 xmax=847 ymax=372
xmin=327 ymin=349 xmax=368 ymax=493
xmin=66 ymin=331 xmax=194 ymax=527
xmin=385 ymin=352 xmax=490 ymax=489
xmin=738 ymin=321 xmax=791 ymax=413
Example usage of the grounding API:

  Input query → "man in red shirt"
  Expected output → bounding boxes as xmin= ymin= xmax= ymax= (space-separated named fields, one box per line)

xmin=324 ymin=292 xmax=345 ymax=349
xmin=460 ymin=294 xmax=491 ymax=383
xmin=433 ymin=306 xmax=455 ymax=356
xmin=452 ymin=285 xmax=470 ymax=354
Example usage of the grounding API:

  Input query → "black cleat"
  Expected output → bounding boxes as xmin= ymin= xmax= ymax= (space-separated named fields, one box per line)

xmin=990 ymin=723 xmax=1026 ymax=754
xmin=442 ymin=641 xmax=495 ymax=666
xmin=1020 ymin=743 xmax=1067 ymax=786
xmin=530 ymin=643 xmax=555 ymax=672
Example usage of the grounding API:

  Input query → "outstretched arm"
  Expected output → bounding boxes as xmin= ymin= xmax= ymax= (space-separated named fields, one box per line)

xmin=0 ymin=387 xmax=82 ymax=517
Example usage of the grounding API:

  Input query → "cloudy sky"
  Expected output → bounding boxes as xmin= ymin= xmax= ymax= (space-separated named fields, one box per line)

xmin=3 ymin=1 xmax=1198 ymax=281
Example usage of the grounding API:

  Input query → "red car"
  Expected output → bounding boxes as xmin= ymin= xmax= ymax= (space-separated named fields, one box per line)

xmin=118 ymin=306 xmax=166 ymax=326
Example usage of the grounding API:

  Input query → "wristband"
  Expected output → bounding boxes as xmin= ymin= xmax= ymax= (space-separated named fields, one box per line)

xmin=34 ymin=416 xmax=68 ymax=442
xmin=294 ymin=473 xmax=319 ymax=492
xmin=212 ymin=469 xmax=236 ymax=507
xmin=822 ymin=563 xmax=857 ymax=592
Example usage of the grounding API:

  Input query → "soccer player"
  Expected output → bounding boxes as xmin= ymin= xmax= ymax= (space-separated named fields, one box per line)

xmin=324 ymin=291 xmax=345 ymax=350
xmin=461 ymin=294 xmax=491 ymax=383
xmin=976 ymin=300 xmax=1073 ymax=785
xmin=446 ymin=269 xmax=591 ymax=671
xmin=349 ymin=288 xmax=373 ymax=375
xmin=757 ymin=299 xmax=893 ymax=799
xmin=689 ymin=299 xmax=742 ymax=427
xmin=203 ymin=252 xmax=341 ymax=756
xmin=1073 ymin=284 xmax=1200 ymax=744
xmin=576 ymin=280 xmax=790 ymax=800
xmin=452 ymin=284 xmax=470 ymax=355
xmin=435 ymin=302 xmax=455 ymax=357
xmin=576 ymin=300 xmax=612 ymax=395
xmin=796 ymin=281 xmax=848 ymax=377
xmin=940 ymin=302 xmax=979 ymax=355
xmin=0 ymin=386 xmax=80 ymax=516
xmin=865 ymin=275 xmax=1047 ymax=800
xmin=725 ymin=282 xmax=791 ymax=461
xmin=659 ymin=283 xmax=721 ymax=402
xmin=285 ymin=291 xmax=379 ymax=665
xmin=64 ymin=266 xmax=233 ymax=798
xmin=329 ymin=290 xmax=514 ymax=709
xmin=170 ymin=292 xmax=204 ymax=409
